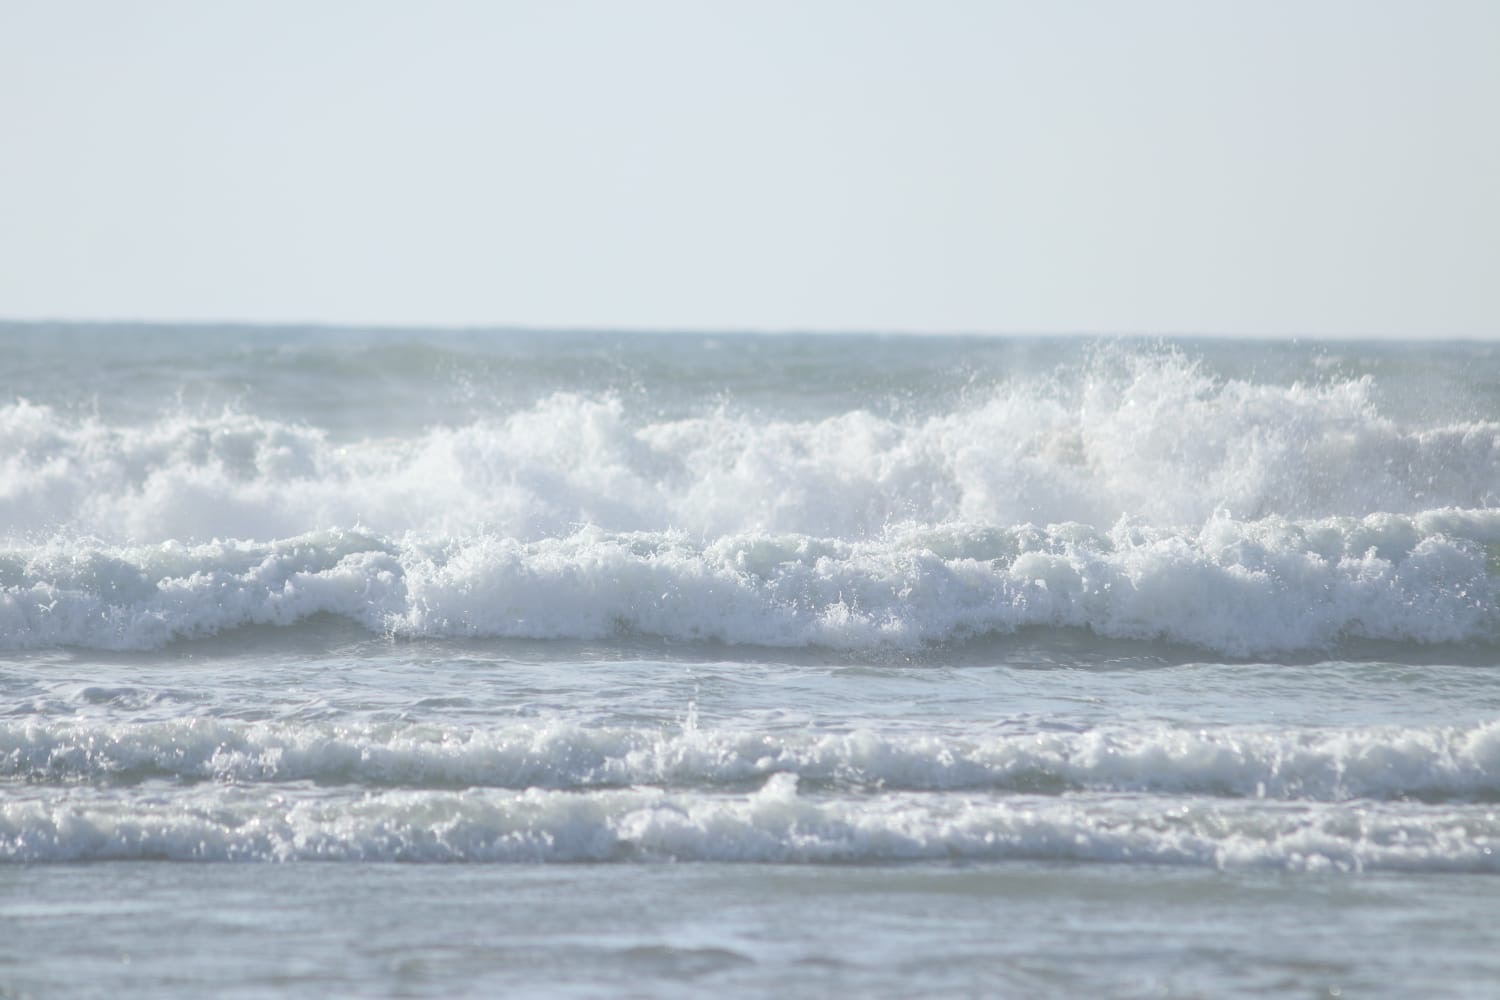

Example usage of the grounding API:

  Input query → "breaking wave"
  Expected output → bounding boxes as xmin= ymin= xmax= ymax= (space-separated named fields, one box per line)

xmin=4 ymin=778 xmax=1496 ymax=871
xmin=3 ymin=350 xmax=1498 ymax=655
xmin=7 ymin=716 xmax=1500 ymax=803
xmin=2 ymin=512 xmax=1497 ymax=654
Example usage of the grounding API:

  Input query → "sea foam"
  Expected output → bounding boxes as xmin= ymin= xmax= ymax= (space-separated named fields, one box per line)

xmin=6 ymin=716 xmax=1500 ymax=803
xmin=2 ymin=351 xmax=1498 ymax=545
xmin=2 ymin=512 xmax=1497 ymax=654
xmin=3 ymin=351 xmax=1498 ymax=654
xmin=3 ymin=778 xmax=1496 ymax=871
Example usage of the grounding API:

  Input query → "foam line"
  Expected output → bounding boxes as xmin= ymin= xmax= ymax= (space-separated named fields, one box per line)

xmin=2 ymin=512 xmax=1497 ymax=654
xmin=3 ymin=779 xmax=1496 ymax=870
xmin=7 ymin=717 xmax=1500 ymax=802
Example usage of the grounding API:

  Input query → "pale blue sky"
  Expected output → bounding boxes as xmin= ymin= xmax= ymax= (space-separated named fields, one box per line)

xmin=2 ymin=0 xmax=1497 ymax=336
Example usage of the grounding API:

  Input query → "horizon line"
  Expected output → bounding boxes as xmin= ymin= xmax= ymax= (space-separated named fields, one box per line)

xmin=0 ymin=316 xmax=1491 ymax=343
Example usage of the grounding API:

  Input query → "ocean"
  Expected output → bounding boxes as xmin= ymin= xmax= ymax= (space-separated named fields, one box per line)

xmin=2 ymin=324 xmax=1498 ymax=997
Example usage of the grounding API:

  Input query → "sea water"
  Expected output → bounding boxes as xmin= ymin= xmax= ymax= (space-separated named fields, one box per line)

xmin=2 ymin=324 xmax=1498 ymax=997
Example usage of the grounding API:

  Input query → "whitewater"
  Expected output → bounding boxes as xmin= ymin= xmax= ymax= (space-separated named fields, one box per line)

xmin=3 ymin=324 xmax=1499 ymax=997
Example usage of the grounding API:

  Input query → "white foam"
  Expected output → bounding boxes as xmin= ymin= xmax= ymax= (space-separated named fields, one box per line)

xmin=2 ymin=778 xmax=1496 ymax=871
xmin=4 ymin=350 xmax=1499 ymax=654
xmin=2 ymin=351 xmax=1498 ymax=546
xmin=2 ymin=510 xmax=1497 ymax=653
xmin=7 ymin=716 xmax=1500 ymax=803
xmin=0 ymin=530 xmax=402 ymax=649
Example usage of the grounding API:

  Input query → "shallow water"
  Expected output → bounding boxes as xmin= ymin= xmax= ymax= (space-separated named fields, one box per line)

xmin=6 ymin=863 xmax=1499 ymax=998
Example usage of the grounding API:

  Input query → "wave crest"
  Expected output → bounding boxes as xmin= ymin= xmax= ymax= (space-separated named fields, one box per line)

xmin=8 ymin=716 xmax=1500 ymax=803
xmin=3 ymin=351 xmax=1498 ymax=544
xmin=3 ymin=512 xmax=1498 ymax=654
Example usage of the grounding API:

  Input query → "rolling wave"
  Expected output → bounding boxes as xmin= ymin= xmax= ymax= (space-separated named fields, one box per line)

xmin=3 ymin=778 xmax=1495 ymax=870
xmin=4 ymin=350 xmax=1497 ymax=655
xmin=2 ymin=351 xmax=1498 ymax=545
xmin=3 ymin=513 xmax=1497 ymax=654
xmin=6 ymin=716 xmax=1500 ymax=803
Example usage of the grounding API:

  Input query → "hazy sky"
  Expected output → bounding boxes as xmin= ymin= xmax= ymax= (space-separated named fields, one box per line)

xmin=2 ymin=0 xmax=1497 ymax=336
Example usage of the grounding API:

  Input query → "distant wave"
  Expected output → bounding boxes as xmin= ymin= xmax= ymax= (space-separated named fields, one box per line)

xmin=4 ymin=349 xmax=1498 ymax=655
xmin=2 ymin=351 xmax=1498 ymax=544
